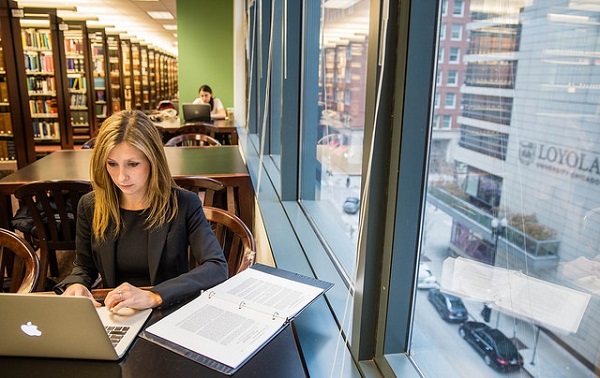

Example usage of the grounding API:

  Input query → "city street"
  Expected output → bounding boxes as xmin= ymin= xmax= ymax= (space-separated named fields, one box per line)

xmin=413 ymin=205 xmax=594 ymax=378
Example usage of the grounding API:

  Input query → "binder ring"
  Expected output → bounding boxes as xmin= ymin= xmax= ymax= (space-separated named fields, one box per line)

xmin=208 ymin=291 xmax=215 ymax=299
xmin=239 ymin=301 xmax=246 ymax=309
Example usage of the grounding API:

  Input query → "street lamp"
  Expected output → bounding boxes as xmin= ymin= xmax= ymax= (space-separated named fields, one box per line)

xmin=490 ymin=217 xmax=508 ymax=265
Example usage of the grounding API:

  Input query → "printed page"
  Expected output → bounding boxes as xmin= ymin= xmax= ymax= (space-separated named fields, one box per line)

xmin=145 ymin=294 xmax=286 ymax=370
xmin=209 ymin=267 xmax=326 ymax=320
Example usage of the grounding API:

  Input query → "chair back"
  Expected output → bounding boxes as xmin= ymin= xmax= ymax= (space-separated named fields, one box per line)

xmin=165 ymin=133 xmax=222 ymax=147
xmin=200 ymin=206 xmax=256 ymax=277
xmin=13 ymin=180 xmax=92 ymax=289
xmin=0 ymin=228 xmax=40 ymax=293
xmin=173 ymin=175 xmax=233 ymax=212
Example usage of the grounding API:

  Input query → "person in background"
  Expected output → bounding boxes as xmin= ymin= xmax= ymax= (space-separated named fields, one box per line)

xmin=54 ymin=110 xmax=228 ymax=312
xmin=192 ymin=84 xmax=227 ymax=117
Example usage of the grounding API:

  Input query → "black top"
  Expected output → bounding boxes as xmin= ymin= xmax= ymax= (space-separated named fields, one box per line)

xmin=116 ymin=208 xmax=150 ymax=286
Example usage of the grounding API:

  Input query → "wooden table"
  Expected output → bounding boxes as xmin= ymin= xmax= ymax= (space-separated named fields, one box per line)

xmin=156 ymin=119 xmax=239 ymax=145
xmin=0 ymin=291 xmax=308 ymax=377
xmin=0 ymin=147 xmax=254 ymax=232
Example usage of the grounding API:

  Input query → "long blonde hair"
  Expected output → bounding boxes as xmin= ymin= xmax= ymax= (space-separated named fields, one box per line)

xmin=90 ymin=110 xmax=178 ymax=240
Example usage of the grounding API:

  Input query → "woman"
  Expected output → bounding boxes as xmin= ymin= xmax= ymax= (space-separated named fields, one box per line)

xmin=55 ymin=110 xmax=228 ymax=312
xmin=192 ymin=84 xmax=227 ymax=117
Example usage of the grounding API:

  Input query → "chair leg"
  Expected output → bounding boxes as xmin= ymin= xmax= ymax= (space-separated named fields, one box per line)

xmin=36 ymin=247 xmax=49 ymax=292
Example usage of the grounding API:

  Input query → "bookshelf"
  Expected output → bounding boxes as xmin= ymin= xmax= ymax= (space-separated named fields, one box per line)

xmin=106 ymin=33 xmax=122 ymax=113
xmin=131 ymin=41 xmax=142 ymax=109
xmin=120 ymin=37 xmax=133 ymax=110
xmin=140 ymin=44 xmax=150 ymax=111
xmin=88 ymin=28 xmax=109 ymax=131
xmin=20 ymin=10 xmax=72 ymax=154
xmin=0 ymin=0 xmax=34 ymax=169
xmin=148 ymin=47 xmax=157 ymax=108
xmin=63 ymin=21 xmax=93 ymax=145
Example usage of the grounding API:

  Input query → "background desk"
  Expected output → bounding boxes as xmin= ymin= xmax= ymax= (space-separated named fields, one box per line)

xmin=0 ymin=147 xmax=254 ymax=232
xmin=0 ymin=295 xmax=307 ymax=378
xmin=156 ymin=119 xmax=239 ymax=145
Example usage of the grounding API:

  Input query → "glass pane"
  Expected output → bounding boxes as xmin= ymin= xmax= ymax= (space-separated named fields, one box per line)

xmin=300 ymin=0 xmax=370 ymax=279
xmin=413 ymin=1 xmax=600 ymax=377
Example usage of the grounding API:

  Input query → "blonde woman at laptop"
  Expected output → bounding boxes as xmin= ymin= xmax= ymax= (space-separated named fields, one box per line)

xmin=192 ymin=84 xmax=227 ymax=118
xmin=54 ymin=110 xmax=228 ymax=312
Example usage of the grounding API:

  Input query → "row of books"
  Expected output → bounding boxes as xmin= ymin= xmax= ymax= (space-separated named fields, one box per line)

xmin=64 ymin=38 xmax=84 ymax=55
xmin=66 ymin=57 xmax=85 ymax=72
xmin=29 ymin=99 xmax=58 ymax=115
xmin=68 ymin=76 xmax=86 ymax=91
xmin=70 ymin=93 xmax=87 ymax=107
xmin=24 ymin=53 xmax=55 ymax=73
xmin=0 ymin=140 xmax=16 ymax=161
xmin=33 ymin=121 xmax=60 ymax=140
xmin=26 ymin=76 xmax=57 ymax=94
xmin=22 ymin=29 xmax=53 ymax=50
xmin=0 ymin=112 xmax=12 ymax=134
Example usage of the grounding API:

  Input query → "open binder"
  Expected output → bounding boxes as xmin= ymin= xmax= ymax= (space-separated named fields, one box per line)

xmin=141 ymin=264 xmax=333 ymax=375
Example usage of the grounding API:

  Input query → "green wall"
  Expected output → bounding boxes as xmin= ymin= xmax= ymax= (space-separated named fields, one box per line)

xmin=177 ymin=0 xmax=234 ymax=117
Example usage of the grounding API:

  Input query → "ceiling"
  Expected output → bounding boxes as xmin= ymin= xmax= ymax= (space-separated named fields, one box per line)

xmin=15 ymin=0 xmax=179 ymax=56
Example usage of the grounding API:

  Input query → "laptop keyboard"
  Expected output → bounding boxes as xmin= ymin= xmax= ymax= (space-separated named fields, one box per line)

xmin=105 ymin=325 xmax=130 ymax=347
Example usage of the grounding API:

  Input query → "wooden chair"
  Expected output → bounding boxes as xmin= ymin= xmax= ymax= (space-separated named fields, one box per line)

xmin=200 ymin=206 xmax=256 ymax=277
xmin=173 ymin=175 xmax=238 ymax=216
xmin=0 ymin=228 xmax=40 ymax=293
xmin=165 ymin=133 xmax=222 ymax=147
xmin=13 ymin=180 xmax=92 ymax=291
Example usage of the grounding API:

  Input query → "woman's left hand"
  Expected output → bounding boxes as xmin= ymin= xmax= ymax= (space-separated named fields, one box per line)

xmin=105 ymin=282 xmax=163 ymax=312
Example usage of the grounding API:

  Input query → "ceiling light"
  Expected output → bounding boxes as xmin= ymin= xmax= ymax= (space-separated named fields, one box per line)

xmin=147 ymin=11 xmax=174 ymax=20
xmin=163 ymin=24 xmax=177 ymax=31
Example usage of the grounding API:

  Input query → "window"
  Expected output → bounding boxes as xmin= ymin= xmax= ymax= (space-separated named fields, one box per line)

xmin=432 ymin=114 xmax=440 ymax=128
xmin=442 ymin=114 xmax=452 ymax=128
xmin=434 ymin=92 xmax=440 ymax=108
xmin=447 ymin=70 xmax=458 ymax=85
xmin=442 ymin=0 xmax=448 ymax=16
xmin=440 ymin=23 xmax=446 ymax=40
xmin=451 ymin=24 xmax=462 ymax=40
xmin=453 ymin=0 xmax=464 ymax=16
xmin=449 ymin=47 xmax=460 ymax=63
xmin=436 ymin=70 xmax=443 ymax=85
xmin=445 ymin=92 xmax=456 ymax=108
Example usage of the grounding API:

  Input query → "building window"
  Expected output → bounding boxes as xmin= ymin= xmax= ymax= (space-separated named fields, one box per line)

xmin=442 ymin=0 xmax=448 ymax=16
xmin=440 ymin=23 xmax=446 ymax=40
xmin=436 ymin=70 xmax=443 ymax=85
xmin=432 ymin=114 xmax=440 ymax=128
xmin=447 ymin=70 xmax=458 ymax=85
xmin=453 ymin=0 xmax=464 ymax=16
xmin=441 ymin=114 xmax=452 ymax=128
xmin=449 ymin=47 xmax=460 ymax=63
xmin=451 ymin=24 xmax=462 ymax=40
xmin=434 ymin=92 xmax=440 ymax=108
xmin=445 ymin=92 xmax=456 ymax=108
xmin=438 ymin=47 xmax=445 ymax=63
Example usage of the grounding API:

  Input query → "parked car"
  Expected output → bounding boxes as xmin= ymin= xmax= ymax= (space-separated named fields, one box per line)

xmin=417 ymin=262 xmax=438 ymax=289
xmin=427 ymin=288 xmax=468 ymax=322
xmin=343 ymin=197 xmax=360 ymax=214
xmin=458 ymin=321 xmax=524 ymax=371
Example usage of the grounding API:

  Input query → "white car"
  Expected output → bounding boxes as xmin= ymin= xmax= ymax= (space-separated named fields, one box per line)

xmin=417 ymin=262 xmax=438 ymax=289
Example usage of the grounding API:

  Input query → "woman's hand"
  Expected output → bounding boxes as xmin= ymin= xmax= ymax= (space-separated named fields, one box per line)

xmin=104 ymin=282 xmax=163 ymax=312
xmin=62 ymin=283 xmax=102 ymax=307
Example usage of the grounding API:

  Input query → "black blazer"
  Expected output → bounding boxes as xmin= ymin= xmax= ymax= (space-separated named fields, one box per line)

xmin=55 ymin=189 xmax=228 ymax=308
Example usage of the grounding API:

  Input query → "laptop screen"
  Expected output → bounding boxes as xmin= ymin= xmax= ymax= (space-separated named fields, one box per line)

xmin=183 ymin=103 xmax=211 ymax=122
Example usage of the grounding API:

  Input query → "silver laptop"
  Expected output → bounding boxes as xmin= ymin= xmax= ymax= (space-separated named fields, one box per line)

xmin=0 ymin=293 xmax=152 ymax=360
xmin=183 ymin=103 xmax=211 ymax=122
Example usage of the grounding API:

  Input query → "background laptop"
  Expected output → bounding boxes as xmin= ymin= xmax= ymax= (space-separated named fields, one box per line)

xmin=183 ymin=103 xmax=211 ymax=122
xmin=0 ymin=294 xmax=151 ymax=360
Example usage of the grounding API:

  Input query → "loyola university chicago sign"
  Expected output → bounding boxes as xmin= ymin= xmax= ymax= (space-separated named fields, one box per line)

xmin=519 ymin=141 xmax=600 ymax=185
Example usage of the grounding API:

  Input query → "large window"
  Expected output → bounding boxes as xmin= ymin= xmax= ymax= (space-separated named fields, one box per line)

xmin=299 ymin=0 xmax=370 ymax=280
xmin=414 ymin=1 xmax=600 ymax=377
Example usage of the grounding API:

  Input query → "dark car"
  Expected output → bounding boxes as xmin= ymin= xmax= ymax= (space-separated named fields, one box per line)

xmin=458 ymin=321 xmax=524 ymax=371
xmin=343 ymin=197 xmax=360 ymax=214
xmin=427 ymin=288 xmax=468 ymax=322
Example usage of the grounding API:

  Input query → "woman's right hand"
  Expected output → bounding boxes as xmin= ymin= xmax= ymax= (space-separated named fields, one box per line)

xmin=62 ymin=283 xmax=102 ymax=307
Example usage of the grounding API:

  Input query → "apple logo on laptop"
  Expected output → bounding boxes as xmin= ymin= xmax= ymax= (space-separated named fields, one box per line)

xmin=21 ymin=321 xmax=42 ymax=337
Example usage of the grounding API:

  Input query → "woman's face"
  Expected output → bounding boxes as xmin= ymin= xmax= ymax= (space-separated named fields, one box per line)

xmin=106 ymin=142 xmax=151 ymax=207
xmin=199 ymin=90 xmax=212 ymax=104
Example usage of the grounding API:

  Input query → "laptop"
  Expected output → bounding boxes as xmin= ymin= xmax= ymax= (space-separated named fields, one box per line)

xmin=0 ymin=293 xmax=152 ymax=360
xmin=182 ymin=103 xmax=212 ymax=122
